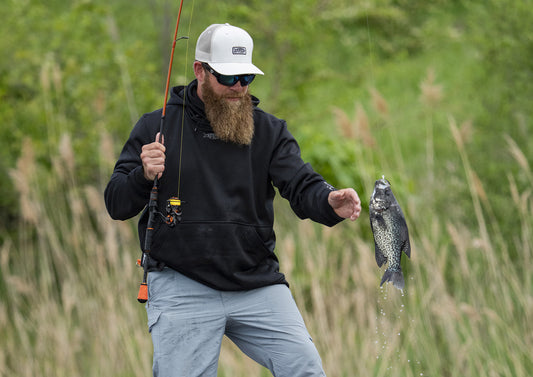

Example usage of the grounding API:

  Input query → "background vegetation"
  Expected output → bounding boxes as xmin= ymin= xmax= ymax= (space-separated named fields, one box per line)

xmin=1 ymin=0 xmax=531 ymax=376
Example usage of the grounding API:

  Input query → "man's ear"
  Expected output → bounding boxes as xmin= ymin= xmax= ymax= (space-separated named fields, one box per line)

xmin=193 ymin=61 xmax=205 ymax=81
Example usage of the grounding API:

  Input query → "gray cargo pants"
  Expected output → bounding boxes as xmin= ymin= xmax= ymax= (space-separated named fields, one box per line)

xmin=146 ymin=268 xmax=326 ymax=377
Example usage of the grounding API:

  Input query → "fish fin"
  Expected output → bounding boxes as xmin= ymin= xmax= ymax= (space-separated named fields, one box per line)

xmin=380 ymin=269 xmax=405 ymax=290
xmin=399 ymin=215 xmax=411 ymax=258
xmin=403 ymin=237 xmax=411 ymax=258
xmin=374 ymin=243 xmax=387 ymax=267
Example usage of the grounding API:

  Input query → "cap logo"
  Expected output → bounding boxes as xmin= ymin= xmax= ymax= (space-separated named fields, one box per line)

xmin=232 ymin=46 xmax=247 ymax=55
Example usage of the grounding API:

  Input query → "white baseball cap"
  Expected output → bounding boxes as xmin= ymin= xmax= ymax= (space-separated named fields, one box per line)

xmin=195 ymin=23 xmax=264 ymax=76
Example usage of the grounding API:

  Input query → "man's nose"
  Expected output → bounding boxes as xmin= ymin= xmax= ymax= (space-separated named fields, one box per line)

xmin=229 ymin=81 xmax=248 ymax=92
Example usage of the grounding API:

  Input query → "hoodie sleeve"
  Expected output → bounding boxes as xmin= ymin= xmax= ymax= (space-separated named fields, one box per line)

xmin=104 ymin=114 xmax=158 ymax=220
xmin=270 ymin=122 xmax=344 ymax=227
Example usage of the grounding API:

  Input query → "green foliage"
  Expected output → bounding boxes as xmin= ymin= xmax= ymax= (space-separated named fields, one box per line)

xmin=465 ymin=0 xmax=533 ymax=165
xmin=1 ymin=0 xmax=532 ymax=374
xmin=0 ymin=1 xmax=163 ymax=234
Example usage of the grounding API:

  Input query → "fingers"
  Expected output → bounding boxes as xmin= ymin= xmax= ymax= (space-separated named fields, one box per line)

xmin=141 ymin=133 xmax=166 ymax=181
xmin=155 ymin=132 xmax=165 ymax=145
xmin=350 ymin=195 xmax=362 ymax=221
xmin=347 ymin=188 xmax=362 ymax=221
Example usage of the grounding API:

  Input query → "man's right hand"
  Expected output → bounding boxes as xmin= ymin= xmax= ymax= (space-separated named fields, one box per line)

xmin=140 ymin=132 xmax=166 ymax=181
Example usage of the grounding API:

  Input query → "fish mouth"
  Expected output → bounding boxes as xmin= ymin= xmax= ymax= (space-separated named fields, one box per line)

xmin=370 ymin=198 xmax=389 ymax=212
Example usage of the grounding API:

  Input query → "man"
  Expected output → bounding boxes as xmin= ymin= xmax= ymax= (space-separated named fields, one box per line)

xmin=105 ymin=23 xmax=361 ymax=377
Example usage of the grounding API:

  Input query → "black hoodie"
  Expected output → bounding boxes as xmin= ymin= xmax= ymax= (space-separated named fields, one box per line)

xmin=104 ymin=80 xmax=343 ymax=290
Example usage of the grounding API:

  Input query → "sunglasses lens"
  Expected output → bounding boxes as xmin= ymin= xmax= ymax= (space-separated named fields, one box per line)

xmin=218 ymin=75 xmax=239 ymax=86
xmin=219 ymin=74 xmax=255 ymax=86
xmin=205 ymin=64 xmax=256 ymax=87
xmin=240 ymin=75 xmax=255 ymax=86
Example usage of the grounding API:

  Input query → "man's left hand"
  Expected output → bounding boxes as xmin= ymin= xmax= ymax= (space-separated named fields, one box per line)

xmin=328 ymin=188 xmax=362 ymax=221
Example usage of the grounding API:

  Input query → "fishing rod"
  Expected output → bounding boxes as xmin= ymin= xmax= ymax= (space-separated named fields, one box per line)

xmin=137 ymin=0 xmax=187 ymax=303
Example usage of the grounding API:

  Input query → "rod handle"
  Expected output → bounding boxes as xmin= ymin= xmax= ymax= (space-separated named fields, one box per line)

xmin=137 ymin=282 xmax=148 ymax=303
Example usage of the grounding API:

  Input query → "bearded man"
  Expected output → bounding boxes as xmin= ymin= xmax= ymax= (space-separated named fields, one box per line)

xmin=104 ymin=23 xmax=361 ymax=377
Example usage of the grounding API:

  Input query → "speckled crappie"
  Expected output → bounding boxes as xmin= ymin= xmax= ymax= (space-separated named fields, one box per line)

xmin=369 ymin=177 xmax=411 ymax=290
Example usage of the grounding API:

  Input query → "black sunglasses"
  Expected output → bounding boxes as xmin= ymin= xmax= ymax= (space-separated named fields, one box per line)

xmin=202 ymin=63 xmax=256 ymax=87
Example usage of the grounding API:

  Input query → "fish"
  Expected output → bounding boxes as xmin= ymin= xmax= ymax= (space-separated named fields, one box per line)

xmin=369 ymin=176 xmax=411 ymax=290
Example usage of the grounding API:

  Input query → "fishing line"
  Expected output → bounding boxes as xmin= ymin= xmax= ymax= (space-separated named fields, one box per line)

xmin=176 ymin=0 xmax=196 ymax=199
xmin=365 ymin=11 xmax=376 ymax=88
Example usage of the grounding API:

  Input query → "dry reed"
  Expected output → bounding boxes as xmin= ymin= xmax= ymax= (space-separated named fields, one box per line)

xmin=1 ymin=109 xmax=531 ymax=377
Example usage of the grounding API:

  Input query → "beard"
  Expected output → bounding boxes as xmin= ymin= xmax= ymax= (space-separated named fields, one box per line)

xmin=201 ymin=79 xmax=254 ymax=146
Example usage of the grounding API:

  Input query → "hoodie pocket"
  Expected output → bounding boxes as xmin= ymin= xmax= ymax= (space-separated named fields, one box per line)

xmin=152 ymin=222 xmax=276 ymax=270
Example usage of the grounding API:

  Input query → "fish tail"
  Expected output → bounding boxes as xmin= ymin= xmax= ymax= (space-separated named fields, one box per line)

xmin=380 ymin=269 xmax=405 ymax=290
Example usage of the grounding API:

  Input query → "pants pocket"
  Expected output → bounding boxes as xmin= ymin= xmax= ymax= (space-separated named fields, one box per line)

xmin=147 ymin=307 xmax=162 ymax=333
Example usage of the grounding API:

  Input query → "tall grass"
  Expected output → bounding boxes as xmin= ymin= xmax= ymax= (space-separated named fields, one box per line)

xmin=3 ymin=135 xmax=152 ymax=377
xmin=2 ymin=126 xmax=531 ymax=377
xmin=1 ymin=101 xmax=532 ymax=376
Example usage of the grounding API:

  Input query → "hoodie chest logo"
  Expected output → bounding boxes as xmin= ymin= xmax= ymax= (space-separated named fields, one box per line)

xmin=203 ymin=132 xmax=219 ymax=140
